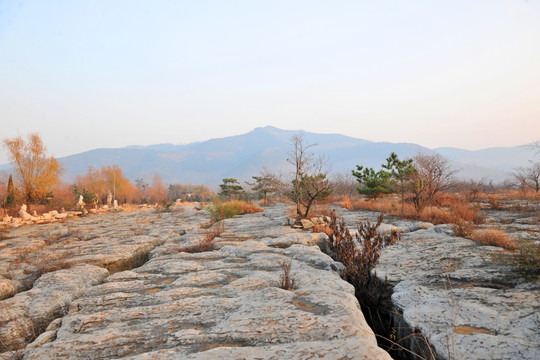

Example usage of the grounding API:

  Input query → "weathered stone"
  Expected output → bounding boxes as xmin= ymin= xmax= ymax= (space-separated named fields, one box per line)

xmin=0 ymin=276 xmax=15 ymax=300
xmin=4 ymin=204 xmax=391 ymax=359
xmin=375 ymin=224 xmax=540 ymax=359
xmin=0 ymin=264 xmax=108 ymax=351
xmin=300 ymin=219 xmax=315 ymax=229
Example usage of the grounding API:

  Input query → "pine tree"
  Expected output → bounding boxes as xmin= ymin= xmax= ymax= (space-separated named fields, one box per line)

xmin=5 ymin=174 xmax=15 ymax=208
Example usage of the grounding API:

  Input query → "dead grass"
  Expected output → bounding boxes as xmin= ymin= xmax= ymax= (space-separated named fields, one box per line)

xmin=312 ymin=222 xmax=334 ymax=237
xmin=420 ymin=207 xmax=453 ymax=224
xmin=206 ymin=200 xmax=263 ymax=222
xmin=469 ymin=229 xmax=517 ymax=250
xmin=341 ymin=196 xmax=417 ymax=218
xmin=174 ymin=221 xmax=224 ymax=253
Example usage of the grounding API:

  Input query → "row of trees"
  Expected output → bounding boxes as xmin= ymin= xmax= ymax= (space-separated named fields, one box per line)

xmin=0 ymin=133 xmax=215 ymax=213
xmin=2 ymin=133 xmax=539 ymax=216
xmin=352 ymin=152 xmax=458 ymax=212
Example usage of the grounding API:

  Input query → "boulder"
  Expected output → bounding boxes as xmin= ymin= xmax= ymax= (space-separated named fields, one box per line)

xmin=300 ymin=219 xmax=315 ymax=229
xmin=0 ymin=277 xmax=15 ymax=300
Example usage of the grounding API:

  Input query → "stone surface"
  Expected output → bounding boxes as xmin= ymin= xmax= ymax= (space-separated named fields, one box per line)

xmin=0 ymin=264 xmax=108 ymax=351
xmin=0 ymin=276 xmax=16 ymax=300
xmin=1 ymin=204 xmax=390 ymax=359
xmin=300 ymin=218 xmax=314 ymax=229
xmin=334 ymin=207 xmax=540 ymax=360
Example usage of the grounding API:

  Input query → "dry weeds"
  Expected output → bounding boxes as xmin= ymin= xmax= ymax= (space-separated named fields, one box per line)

xmin=469 ymin=228 xmax=517 ymax=250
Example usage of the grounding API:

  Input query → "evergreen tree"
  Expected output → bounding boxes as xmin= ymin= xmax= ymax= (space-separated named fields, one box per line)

xmin=5 ymin=174 xmax=15 ymax=208
xmin=219 ymin=178 xmax=244 ymax=200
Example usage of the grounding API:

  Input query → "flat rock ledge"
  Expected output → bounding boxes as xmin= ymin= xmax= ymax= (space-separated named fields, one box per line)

xmin=336 ymin=210 xmax=540 ymax=360
xmin=1 ymin=205 xmax=391 ymax=359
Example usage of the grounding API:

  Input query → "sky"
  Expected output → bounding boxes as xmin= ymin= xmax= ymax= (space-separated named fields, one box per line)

xmin=1 ymin=0 xmax=539 ymax=164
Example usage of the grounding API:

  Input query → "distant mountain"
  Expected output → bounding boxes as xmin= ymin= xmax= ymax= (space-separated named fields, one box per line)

xmin=1 ymin=126 xmax=533 ymax=188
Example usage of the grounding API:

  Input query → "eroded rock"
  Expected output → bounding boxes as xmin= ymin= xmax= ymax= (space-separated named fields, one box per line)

xmin=8 ymin=204 xmax=391 ymax=359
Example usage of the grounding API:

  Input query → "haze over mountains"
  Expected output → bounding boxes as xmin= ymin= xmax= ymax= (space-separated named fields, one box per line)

xmin=1 ymin=126 xmax=534 ymax=188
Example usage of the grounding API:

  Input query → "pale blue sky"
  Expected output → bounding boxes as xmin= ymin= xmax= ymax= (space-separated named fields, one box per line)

xmin=1 ymin=0 xmax=539 ymax=164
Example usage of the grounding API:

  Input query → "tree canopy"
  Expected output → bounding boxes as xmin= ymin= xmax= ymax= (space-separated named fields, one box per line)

xmin=3 ymin=133 xmax=62 ymax=204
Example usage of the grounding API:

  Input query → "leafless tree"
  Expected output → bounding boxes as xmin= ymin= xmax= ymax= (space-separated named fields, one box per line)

xmin=273 ymin=134 xmax=332 ymax=218
xmin=410 ymin=152 xmax=458 ymax=211
xmin=512 ymin=161 xmax=540 ymax=193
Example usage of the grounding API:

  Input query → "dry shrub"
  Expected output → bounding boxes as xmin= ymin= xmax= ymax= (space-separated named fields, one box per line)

xmin=277 ymin=256 xmax=296 ymax=290
xmin=345 ymin=197 xmax=417 ymax=218
xmin=451 ymin=204 xmax=484 ymax=225
xmin=205 ymin=200 xmax=263 ymax=222
xmin=469 ymin=229 xmax=517 ymax=250
xmin=450 ymin=217 xmax=474 ymax=238
xmin=487 ymin=195 xmax=503 ymax=210
xmin=499 ymin=189 xmax=540 ymax=201
xmin=237 ymin=201 xmax=264 ymax=215
xmin=419 ymin=207 xmax=453 ymax=224
xmin=340 ymin=195 xmax=353 ymax=210
xmin=175 ymin=222 xmax=224 ymax=253
xmin=328 ymin=211 xmax=399 ymax=307
xmin=435 ymin=192 xmax=463 ymax=207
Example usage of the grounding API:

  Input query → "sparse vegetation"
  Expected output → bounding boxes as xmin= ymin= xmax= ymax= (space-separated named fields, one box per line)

xmin=492 ymin=242 xmax=540 ymax=281
xmin=205 ymin=199 xmax=263 ymax=223
xmin=277 ymin=256 xmax=296 ymax=290
xmin=272 ymin=134 xmax=332 ymax=218
xmin=328 ymin=211 xmax=399 ymax=307
xmin=469 ymin=228 xmax=517 ymax=250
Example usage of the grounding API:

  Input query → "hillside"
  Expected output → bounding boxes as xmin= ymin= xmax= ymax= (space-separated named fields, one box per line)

xmin=1 ymin=126 xmax=532 ymax=187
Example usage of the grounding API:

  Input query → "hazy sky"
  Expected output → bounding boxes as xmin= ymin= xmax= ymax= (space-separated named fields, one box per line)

xmin=1 ymin=0 xmax=539 ymax=164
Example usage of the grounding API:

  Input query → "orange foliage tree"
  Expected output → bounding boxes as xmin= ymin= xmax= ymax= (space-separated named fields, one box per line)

xmin=3 ymin=133 xmax=62 ymax=205
xmin=75 ymin=165 xmax=136 ymax=204
xmin=148 ymin=174 xmax=168 ymax=204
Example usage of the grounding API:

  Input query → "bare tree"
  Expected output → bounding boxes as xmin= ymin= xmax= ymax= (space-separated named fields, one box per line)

xmin=512 ymin=161 xmax=540 ymax=193
xmin=277 ymin=134 xmax=332 ymax=218
xmin=410 ymin=152 xmax=458 ymax=212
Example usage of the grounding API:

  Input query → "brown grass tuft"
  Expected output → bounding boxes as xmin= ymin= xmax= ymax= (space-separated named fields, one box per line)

xmin=469 ymin=229 xmax=517 ymax=250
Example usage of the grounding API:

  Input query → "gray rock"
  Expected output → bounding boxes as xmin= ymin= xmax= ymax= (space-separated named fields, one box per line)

xmin=0 ymin=264 xmax=108 ymax=351
xmin=6 ymin=204 xmax=391 ymax=359
xmin=375 ymin=221 xmax=540 ymax=360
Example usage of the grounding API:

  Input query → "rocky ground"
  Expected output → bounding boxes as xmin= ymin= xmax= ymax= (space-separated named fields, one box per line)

xmin=1 ymin=202 xmax=538 ymax=360
xmin=335 ymin=204 xmax=540 ymax=360
xmin=0 ymin=205 xmax=390 ymax=360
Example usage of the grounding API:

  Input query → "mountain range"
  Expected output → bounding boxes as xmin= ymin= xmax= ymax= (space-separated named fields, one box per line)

xmin=1 ymin=126 xmax=534 ymax=188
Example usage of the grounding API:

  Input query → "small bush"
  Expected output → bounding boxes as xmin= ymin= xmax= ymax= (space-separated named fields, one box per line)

xmin=451 ymin=217 xmax=474 ymax=238
xmin=469 ymin=228 xmax=517 ymax=250
xmin=420 ymin=207 xmax=453 ymax=224
xmin=487 ymin=195 xmax=503 ymax=210
xmin=328 ymin=211 xmax=399 ymax=307
xmin=450 ymin=204 xmax=484 ymax=225
xmin=277 ymin=256 xmax=296 ymax=290
xmin=205 ymin=199 xmax=263 ymax=222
